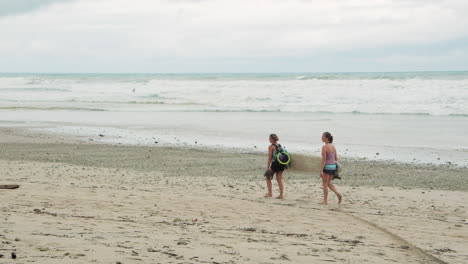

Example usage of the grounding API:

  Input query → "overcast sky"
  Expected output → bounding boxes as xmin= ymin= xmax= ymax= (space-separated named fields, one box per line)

xmin=1 ymin=0 xmax=467 ymax=73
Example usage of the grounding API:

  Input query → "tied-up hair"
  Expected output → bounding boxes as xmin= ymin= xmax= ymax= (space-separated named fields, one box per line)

xmin=269 ymin=134 xmax=279 ymax=142
xmin=323 ymin=132 xmax=333 ymax=143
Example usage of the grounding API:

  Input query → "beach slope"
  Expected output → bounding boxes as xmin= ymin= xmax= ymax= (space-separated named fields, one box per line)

xmin=0 ymin=129 xmax=467 ymax=263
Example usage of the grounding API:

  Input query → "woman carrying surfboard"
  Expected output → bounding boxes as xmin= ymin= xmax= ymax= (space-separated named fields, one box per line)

xmin=264 ymin=134 xmax=285 ymax=199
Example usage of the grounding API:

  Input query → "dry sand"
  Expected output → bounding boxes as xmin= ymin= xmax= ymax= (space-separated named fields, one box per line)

xmin=0 ymin=128 xmax=467 ymax=264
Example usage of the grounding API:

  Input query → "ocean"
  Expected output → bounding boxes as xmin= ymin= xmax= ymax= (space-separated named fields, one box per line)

xmin=1 ymin=72 xmax=467 ymax=166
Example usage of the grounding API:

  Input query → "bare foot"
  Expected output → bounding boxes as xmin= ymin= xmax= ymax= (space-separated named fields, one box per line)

xmin=276 ymin=196 xmax=283 ymax=199
xmin=337 ymin=193 xmax=343 ymax=203
xmin=264 ymin=193 xmax=272 ymax=198
xmin=319 ymin=201 xmax=328 ymax=205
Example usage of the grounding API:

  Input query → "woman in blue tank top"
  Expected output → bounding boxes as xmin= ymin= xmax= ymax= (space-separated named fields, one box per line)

xmin=320 ymin=132 xmax=342 ymax=204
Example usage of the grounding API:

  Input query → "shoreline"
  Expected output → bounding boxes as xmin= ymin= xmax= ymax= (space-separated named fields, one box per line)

xmin=1 ymin=127 xmax=467 ymax=191
xmin=1 ymin=127 xmax=467 ymax=263
xmin=2 ymin=108 xmax=467 ymax=168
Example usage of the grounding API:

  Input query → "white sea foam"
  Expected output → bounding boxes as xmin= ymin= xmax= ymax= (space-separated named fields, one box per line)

xmin=1 ymin=73 xmax=467 ymax=166
xmin=0 ymin=73 xmax=467 ymax=115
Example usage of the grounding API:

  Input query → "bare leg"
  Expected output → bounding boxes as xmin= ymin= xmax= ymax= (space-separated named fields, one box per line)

xmin=320 ymin=174 xmax=331 ymax=204
xmin=276 ymin=171 xmax=284 ymax=199
xmin=328 ymin=183 xmax=342 ymax=203
xmin=265 ymin=177 xmax=272 ymax=197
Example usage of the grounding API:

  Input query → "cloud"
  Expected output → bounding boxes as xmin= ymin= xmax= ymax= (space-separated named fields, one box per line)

xmin=0 ymin=0 xmax=74 ymax=17
xmin=0 ymin=0 xmax=467 ymax=72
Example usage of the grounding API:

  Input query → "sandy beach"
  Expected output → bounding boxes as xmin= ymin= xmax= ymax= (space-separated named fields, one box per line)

xmin=1 ymin=127 xmax=467 ymax=264
xmin=2 ymin=1 xmax=468 ymax=263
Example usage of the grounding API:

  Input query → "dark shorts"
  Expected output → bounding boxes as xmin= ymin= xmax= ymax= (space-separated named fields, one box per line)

xmin=323 ymin=168 xmax=341 ymax=180
xmin=271 ymin=162 xmax=285 ymax=172
xmin=323 ymin=169 xmax=337 ymax=176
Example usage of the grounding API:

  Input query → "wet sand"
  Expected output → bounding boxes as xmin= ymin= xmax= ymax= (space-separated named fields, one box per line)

xmin=1 ymin=128 xmax=467 ymax=263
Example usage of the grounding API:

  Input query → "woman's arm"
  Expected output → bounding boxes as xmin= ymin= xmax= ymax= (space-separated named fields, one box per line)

xmin=267 ymin=145 xmax=273 ymax=169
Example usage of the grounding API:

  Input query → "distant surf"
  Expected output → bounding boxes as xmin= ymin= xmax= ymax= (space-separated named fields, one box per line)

xmin=1 ymin=72 xmax=467 ymax=167
xmin=0 ymin=72 xmax=467 ymax=116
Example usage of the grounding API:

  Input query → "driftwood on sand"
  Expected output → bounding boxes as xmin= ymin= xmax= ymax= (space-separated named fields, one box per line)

xmin=0 ymin=185 xmax=20 ymax=189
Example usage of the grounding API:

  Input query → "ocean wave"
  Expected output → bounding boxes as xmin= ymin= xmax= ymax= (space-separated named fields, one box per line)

xmin=304 ymin=110 xmax=468 ymax=117
xmin=68 ymin=100 xmax=165 ymax=105
xmin=3 ymin=72 xmax=468 ymax=81
xmin=292 ymin=71 xmax=468 ymax=81
xmin=122 ymin=109 xmax=466 ymax=116
xmin=349 ymin=111 xmax=430 ymax=116
xmin=127 ymin=101 xmax=165 ymax=105
xmin=199 ymin=109 xmax=281 ymax=113
xmin=1 ymin=105 xmax=466 ymax=117
xmin=137 ymin=94 xmax=176 ymax=100
xmin=0 ymin=106 xmax=106 ymax=111
xmin=178 ymin=110 xmax=467 ymax=117
xmin=139 ymin=94 xmax=163 ymax=99
xmin=0 ymin=87 xmax=71 ymax=92
xmin=1 ymin=72 xmax=467 ymax=117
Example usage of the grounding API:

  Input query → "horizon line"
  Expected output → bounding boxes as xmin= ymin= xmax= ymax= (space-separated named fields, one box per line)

xmin=1 ymin=70 xmax=468 ymax=75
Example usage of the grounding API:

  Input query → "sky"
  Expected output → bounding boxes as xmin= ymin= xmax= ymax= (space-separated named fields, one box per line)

xmin=0 ymin=0 xmax=468 ymax=73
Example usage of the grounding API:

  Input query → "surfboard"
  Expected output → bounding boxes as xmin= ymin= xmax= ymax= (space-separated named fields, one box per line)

xmin=0 ymin=185 xmax=20 ymax=189
xmin=288 ymin=154 xmax=322 ymax=173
